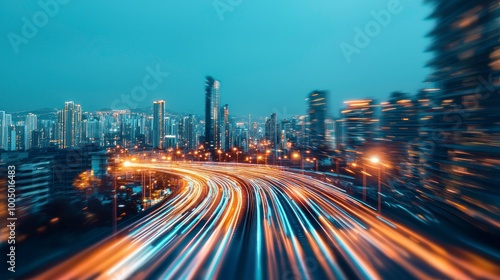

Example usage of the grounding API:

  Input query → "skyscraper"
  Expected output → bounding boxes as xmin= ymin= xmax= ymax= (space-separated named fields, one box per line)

xmin=423 ymin=0 xmax=500 ymax=232
xmin=153 ymin=100 xmax=166 ymax=149
xmin=205 ymin=76 xmax=221 ymax=151
xmin=0 ymin=111 xmax=5 ymax=150
xmin=59 ymin=101 xmax=82 ymax=149
xmin=308 ymin=90 xmax=329 ymax=152
xmin=182 ymin=114 xmax=197 ymax=150
xmin=380 ymin=92 xmax=419 ymax=176
xmin=341 ymin=99 xmax=376 ymax=157
xmin=165 ymin=116 xmax=178 ymax=149
xmin=4 ymin=114 xmax=13 ymax=150
xmin=222 ymin=104 xmax=230 ymax=151
xmin=265 ymin=113 xmax=278 ymax=149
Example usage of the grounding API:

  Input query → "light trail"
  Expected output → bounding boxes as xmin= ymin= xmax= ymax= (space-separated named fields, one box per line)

xmin=35 ymin=162 xmax=500 ymax=280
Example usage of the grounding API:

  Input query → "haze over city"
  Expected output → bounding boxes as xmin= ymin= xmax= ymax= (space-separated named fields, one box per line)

xmin=1 ymin=1 xmax=499 ymax=279
xmin=1 ymin=0 xmax=433 ymax=117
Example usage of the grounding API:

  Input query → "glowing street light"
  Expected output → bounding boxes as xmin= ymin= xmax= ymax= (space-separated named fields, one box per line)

xmin=233 ymin=147 xmax=240 ymax=163
xmin=217 ymin=149 xmax=222 ymax=162
xmin=292 ymin=152 xmax=304 ymax=173
xmin=370 ymin=156 xmax=380 ymax=164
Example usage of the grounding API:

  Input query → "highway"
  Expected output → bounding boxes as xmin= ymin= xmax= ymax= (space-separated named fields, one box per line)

xmin=36 ymin=162 xmax=500 ymax=280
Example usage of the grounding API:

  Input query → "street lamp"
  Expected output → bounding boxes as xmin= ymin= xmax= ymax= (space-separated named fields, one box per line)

xmin=232 ymin=147 xmax=239 ymax=163
xmin=370 ymin=156 xmax=380 ymax=164
xmin=370 ymin=156 xmax=382 ymax=213
xmin=361 ymin=165 xmax=370 ymax=202
xmin=335 ymin=158 xmax=343 ymax=178
xmin=113 ymin=174 xmax=117 ymax=235
xmin=111 ymin=161 xmax=132 ymax=236
xmin=313 ymin=158 xmax=318 ymax=172
xmin=292 ymin=152 xmax=304 ymax=174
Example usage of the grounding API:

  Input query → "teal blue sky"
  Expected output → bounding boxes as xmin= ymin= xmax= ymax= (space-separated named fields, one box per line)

xmin=0 ymin=0 xmax=434 ymax=118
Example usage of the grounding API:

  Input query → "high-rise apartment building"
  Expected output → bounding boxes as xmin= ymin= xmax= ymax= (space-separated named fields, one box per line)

xmin=340 ymin=99 xmax=376 ymax=155
xmin=153 ymin=100 xmax=166 ymax=149
xmin=0 ymin=111 xmax=5 ymax=150
xmin=265 ymin=113 xmax=278 ymax=149
xmin=59 ymin=101 xmax=82 ymax=148
xmin=308 ymin=90 xmax=329 ymax=152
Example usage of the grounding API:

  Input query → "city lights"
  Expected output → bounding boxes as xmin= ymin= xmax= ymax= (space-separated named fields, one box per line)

xmin=370 ymin=156 xmax=380 ymax=164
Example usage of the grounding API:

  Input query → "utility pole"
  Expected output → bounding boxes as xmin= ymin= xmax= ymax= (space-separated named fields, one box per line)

xmin=378 ymin=167 xmax=382 ymax=213
xmin=113 ymin=175 xmax=117 ymax=235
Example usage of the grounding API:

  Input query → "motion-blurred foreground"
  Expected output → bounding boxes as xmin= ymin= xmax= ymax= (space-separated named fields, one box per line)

xmin=1 ymin=0 xmax=500 ymax=279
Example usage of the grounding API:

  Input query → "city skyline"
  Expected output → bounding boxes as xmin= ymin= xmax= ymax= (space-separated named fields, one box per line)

xmin=0 ymin=1 xmax=433 ymax=117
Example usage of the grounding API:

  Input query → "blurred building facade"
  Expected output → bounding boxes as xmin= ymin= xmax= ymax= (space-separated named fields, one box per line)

xmin=59 ymin=101 xmax=82 ymax=149
xmin=265 ymin=113 xmax=278 ymax=149
xmin=340 ymin=100 xmax=377 ymax=160
xmin=221 ymin=104 xmax=230 ymax=151
xmin=423 ymin=0 xmax=500 ymax=230
xmin=308 ymin=90 xmax=329 ymax=152
xmin=152 ymin=100 xmax=166 ymax=149
xmin=380 ymin=92 xmax=419 ymax=179
xmin=205 ymin=76 xmax=221 ymax=151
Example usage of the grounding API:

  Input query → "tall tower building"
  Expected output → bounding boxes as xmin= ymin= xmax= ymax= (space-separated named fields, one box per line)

xmin=25 ymin=113 xmax=38 ymax=150
xmin=152 ymin=100 xmax=166 ymax=149
xmin=308 ymin=90 xmax=329 ymax=152
xmin=265 ymin=113 xmax=278 ymax=149
xmin=165 ymin=116 xmax=178 ymax=149
xmin=205 ymin=76 xmax=221 ymax=151
xmin=4 ymin=114 xmax=13 ymax=150
xmin=341 ymin=99 xmax=376 ymax=158
xmin=423 ymin=0 xmax=500 ymax=231
xmin=222 ymin=104 xmax=230 ymax=151
xmin=59 ymin=101 xmax=82 ymax=149
xmin=380 ymin=92 xmax=419 ymax=176
xmin=0 ymin=111 xmax=5 ymax=150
